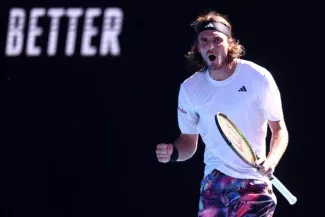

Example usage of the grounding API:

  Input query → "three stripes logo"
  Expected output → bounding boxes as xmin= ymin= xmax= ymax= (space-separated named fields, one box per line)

xmin=205 ymin=23 xmax=214 ymax=28
xmin=238 ymin=86 xmax=247 ymax=92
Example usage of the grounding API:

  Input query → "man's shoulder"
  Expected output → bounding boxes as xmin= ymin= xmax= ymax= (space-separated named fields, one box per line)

xmin=180 ymin=69 xmax=207 ymax=87
xmin=237 ymin=59 xmax=277 ymax=89
xmin=238 ymin=59 xmax=270 ymax=77
xmin=178 ymin=69 xmax=207 ymax=97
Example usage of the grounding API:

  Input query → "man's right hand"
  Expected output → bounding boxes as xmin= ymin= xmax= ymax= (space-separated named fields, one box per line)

xmin=156 ymin=143 xmax=174 ymax=163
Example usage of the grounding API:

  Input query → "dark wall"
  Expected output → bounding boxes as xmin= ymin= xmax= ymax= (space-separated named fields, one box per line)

xmin=2 ymin=0 xmax=322 ymax=216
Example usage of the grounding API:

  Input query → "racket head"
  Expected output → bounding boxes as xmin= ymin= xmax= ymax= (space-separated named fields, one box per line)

xmin=215 ymin=112 xmax=257 ymax=167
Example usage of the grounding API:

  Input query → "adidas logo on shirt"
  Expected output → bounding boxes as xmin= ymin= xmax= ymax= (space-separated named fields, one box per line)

xmin=238 ymin=86 xmax=247 ymax=92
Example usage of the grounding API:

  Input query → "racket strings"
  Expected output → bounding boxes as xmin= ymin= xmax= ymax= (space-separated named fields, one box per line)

xmin=218 ymin=116 xmax=256 ymax=163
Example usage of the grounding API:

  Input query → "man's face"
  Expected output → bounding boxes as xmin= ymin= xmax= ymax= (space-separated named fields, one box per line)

xmin=197 ymin=30 xmax=230 ymax=70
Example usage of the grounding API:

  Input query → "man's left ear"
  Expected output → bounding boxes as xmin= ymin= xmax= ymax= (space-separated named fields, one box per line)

xmin=228 ymin=38 xmax=233 ymax=51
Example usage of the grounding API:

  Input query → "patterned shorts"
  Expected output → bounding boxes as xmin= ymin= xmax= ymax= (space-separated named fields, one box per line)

xmin=198 ymin=169 xmax=276 ymax=217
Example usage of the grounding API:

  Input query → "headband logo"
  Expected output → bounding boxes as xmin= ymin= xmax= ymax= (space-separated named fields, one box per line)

xmin=196 ymin=21 xmax=231 ymax=38
xmin=205 ymin=23 xmax=214 ymax=28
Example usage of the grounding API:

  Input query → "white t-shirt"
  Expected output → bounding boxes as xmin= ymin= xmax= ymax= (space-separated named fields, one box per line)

xmin=177 ymin=59 xmax=284 ymax=185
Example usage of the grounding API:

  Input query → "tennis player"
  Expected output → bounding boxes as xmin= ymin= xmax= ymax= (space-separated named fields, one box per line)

xmin=155 ymin=11 xmax=289 ymax=217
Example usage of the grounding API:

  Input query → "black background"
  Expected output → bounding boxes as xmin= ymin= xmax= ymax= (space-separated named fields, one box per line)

xmin=2 ymin=0 xmax=323 ymax=216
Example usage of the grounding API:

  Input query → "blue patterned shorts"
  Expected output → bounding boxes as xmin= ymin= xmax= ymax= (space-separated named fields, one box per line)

xmin=198 ymin=169 xmax=276 ymax=217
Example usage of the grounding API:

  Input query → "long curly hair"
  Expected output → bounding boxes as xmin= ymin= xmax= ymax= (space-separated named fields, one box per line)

xmin=185 ymin=11 xmax=245 ymax=72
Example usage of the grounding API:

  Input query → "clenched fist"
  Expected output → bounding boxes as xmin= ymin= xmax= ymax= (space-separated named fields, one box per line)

xmin=156 ymin=143 xmax=175 ymax=163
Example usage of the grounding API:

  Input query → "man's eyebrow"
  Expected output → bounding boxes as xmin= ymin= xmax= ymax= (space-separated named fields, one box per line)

xmin=198 ymin=35 xmax=222 ymax=40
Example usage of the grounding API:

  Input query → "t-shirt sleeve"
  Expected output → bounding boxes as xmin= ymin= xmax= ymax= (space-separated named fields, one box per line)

xmin=177 ymin=85 xmax=199 ymax=134
xmin=258 ymin=70 xmax=284 ymax=121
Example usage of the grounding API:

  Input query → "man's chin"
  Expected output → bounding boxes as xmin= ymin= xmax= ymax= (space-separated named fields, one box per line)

xmin=208 ymin=63 xmax=221 ymax=70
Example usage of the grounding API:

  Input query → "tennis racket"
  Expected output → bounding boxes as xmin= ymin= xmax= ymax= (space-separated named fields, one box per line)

xmin=215 ymin=112 xmax=297 ymax=205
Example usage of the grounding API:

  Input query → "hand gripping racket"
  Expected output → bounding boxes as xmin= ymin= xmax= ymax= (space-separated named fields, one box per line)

xmin=215 ymin=112 xmax=297 ymax=205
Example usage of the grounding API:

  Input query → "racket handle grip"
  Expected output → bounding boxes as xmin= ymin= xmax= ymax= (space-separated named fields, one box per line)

xmin=270 ymin=175 xmax=297 ymax=205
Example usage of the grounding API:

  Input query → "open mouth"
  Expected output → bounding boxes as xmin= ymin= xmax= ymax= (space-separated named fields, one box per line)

xmin=208 ymin=54 xmax=216 ymax=61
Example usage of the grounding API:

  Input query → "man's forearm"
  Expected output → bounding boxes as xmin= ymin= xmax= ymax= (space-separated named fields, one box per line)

xmin=267 ymin=128 xmax=289 ymax=168
xmin=173 ymin=134 xmax=198 ymax=161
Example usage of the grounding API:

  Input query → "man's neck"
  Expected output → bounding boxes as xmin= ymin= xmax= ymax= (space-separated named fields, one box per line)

xmin=209 ymin=60 xmax=237 ymax=81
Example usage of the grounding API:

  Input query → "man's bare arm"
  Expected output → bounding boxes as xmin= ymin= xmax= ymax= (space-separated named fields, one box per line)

xmin=267 ymin=119 xmax=289 ymax=168
xmin=173 ymin=133 xmax=199 ymax=161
